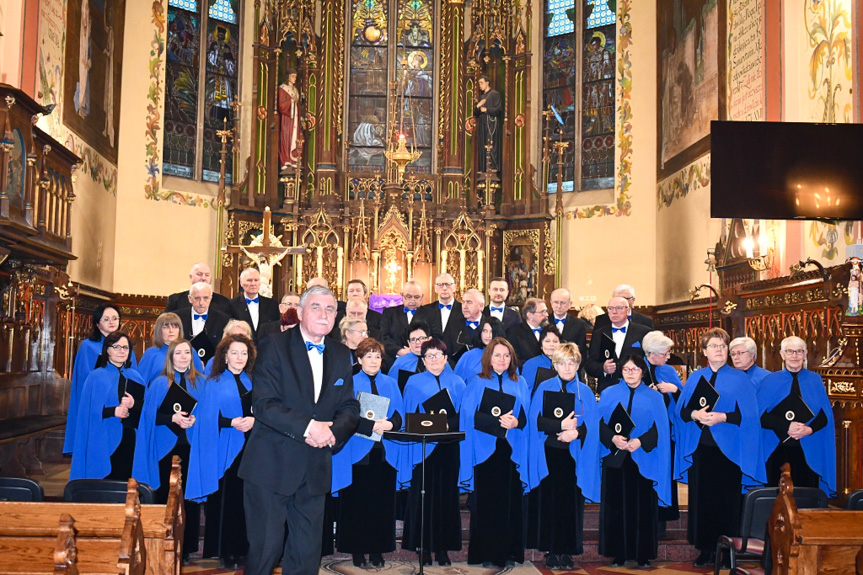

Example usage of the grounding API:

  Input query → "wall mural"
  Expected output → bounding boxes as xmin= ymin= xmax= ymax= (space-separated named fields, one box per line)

xmin=62 ymin=0 xmax=127 ymax=164
xmin=656 ymin=0 xmax=725 ymax=180
xmin=657 ymin=153 xmax=711 ymax=209
xmin=37 ymin=0 xmax=119 ymax=195
xmin=563 ymin=0 xmax=633 ymax=220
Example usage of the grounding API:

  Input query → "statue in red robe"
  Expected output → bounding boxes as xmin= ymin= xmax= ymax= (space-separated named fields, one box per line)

xmin=278 ymin=70 xmax=300 ymax=172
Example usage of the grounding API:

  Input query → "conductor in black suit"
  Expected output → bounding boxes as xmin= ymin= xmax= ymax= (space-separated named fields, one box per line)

xmin=593 ymin=284 xmax=654 ymax=331
xmin=230 ymin=268 xmax=280 ymax=340
xmin=177 ymin=282 xmax=230 ymax=362
xmin=239 ymin=286 xmax=360 ymax=575
xmin=485 ymin=277 xmax=520 ymax=331
xmin=505 ymin=297 xmax=549 ymax=367
xmin=415 ymin=273 xmax=464 ymax=365
xmin=549 ymin=287 xmax=589 ymax=362
xmin=381 ymin=280 xmax=424 ymax=363
xmin=585 ymin=296 xmax=651 ymax=393
xmin=164 ymin=262 xmax=233 ymax=316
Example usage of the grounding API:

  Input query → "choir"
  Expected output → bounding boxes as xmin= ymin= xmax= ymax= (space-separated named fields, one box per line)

xmin=63 ymin=269 xmax=838 ymax=570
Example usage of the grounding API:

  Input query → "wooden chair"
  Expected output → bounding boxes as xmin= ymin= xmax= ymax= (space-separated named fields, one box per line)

xmin=0 ymin=476 xmax=44 ymax=501
xmin=847 ymin=489 xmax=863 ymax=511
xmin=64 ymin=480 xmax=155 ymax=504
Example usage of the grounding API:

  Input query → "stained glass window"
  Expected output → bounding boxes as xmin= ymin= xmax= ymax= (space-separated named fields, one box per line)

xmin=397 ymin=0 xmax=433 ymax=173
xmin=162 ymin=0 xmax=240 ymax=184
xmin=542 ymin=0 xmax=615 ymax=193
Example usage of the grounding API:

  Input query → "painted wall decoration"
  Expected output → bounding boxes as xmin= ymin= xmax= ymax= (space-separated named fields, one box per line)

xmin=804 ymin=0 xmax=853 ymax=123
xmin=656 ymin=0 xmax=726 ymax=179
xmin=62 ymin=0 xmax=126 ymax=164
xmin=657 ymin=153 xmax=711 ymax=209
xmin=727 ymin=0 xmax=764 ymax=121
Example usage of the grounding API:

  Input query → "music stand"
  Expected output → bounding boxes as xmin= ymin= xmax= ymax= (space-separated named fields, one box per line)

xmin=384 ymin=430 xmax=465 ymax=574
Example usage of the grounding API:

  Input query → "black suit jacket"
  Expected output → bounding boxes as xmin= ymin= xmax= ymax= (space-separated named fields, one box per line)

xmin=380 ymin=306 xmax=416 ymax=360
xmin=230 ymin=294 xmax=281 ymax=338
xmin=165 ymin=290 xmax=233 ymax=317
xmin=585 ymin=321 xmax=652 ymax=393
xmin=365 ymin=310 xmax=382 ymax=341
xmin=416 ymin=301 xmax=464 ymax=364
xmin=257 ymin=319 xmax=285 ymax=340
xmin=177 ymin=307 xmax=230 ymax=349
xmin=484 ymin=304 xmax=521 ymax=332
xmin=506 ymin=321 xmax=543 ymax=368
xmin=551 ymin=313 xmax=589 ymax=364
xmin=238 ymin=327 xmax=360 ymax=497
xmin=593 ymin=310 xmax=654 ymax=331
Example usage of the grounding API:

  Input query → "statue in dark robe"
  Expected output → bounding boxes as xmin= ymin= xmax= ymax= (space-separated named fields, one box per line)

xmin=474 ymin=75 xmax=502 ymax=176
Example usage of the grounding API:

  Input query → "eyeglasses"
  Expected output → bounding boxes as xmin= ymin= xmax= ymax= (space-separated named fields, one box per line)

xmin=101 ymin=316 xmax=120 ymax=322
xmin=349 ymin=329 xmax=369 ymax=335
xmin=423 ymin=353 xmax=445 ymax=360
xmin=408 ymin=336 xmax=429 ymax=343
xmin=109 ymin=345 xmax=130 ymax=351
xmin=622 ymin=296 xmax=635 ymax=302
xmin=622 ymin=366 xmax=641 ymax=374
xmin=783 ymin=348 xmax=806 ymax=356
xmin=607 ymin=306 xmax=628 ymax=312
xmin=491 ymin=353 xmax=511 ymax=360
xmin=729 ymin=351 xmax=751 ymax=358
xmin=435 ymin=282 xmax=454 ymax=287
xmin=706 ymin=343 xmax=728 ymax=350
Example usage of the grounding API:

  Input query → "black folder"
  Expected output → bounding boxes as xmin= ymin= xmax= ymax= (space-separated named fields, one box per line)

xmin=397 ymin=369 xmax=417 ymax=393
xmin=423 ymin=388 xmax=456 ymax=418
xmin=770 ymin=393 xmax=815 ymax=442
xmin=157 ymin=382 xmax=198 ymax=416
xmin=189 ymin=330 xmax=216 ymax=364
xmin=542 ymin=390 xmax=575 ymax=422
xmin=405 ymin=412 xmax=448 ymax=433
xmin=240 ymin=388 xmax=253 ymax=418
xmin=476 ymin=388 xmax=516 ymax=437
xmin=531 ymin=366 xmax=559 ymax=395
xmin=606 ymin=403 xmax=635 ymax=439
xmin=122 ymin=378 xmax=146 ymax=429
xmin=684 ymin=376 xmax=720 ymax=412
xmin=599 ymin=332 xmax=617 ymax=362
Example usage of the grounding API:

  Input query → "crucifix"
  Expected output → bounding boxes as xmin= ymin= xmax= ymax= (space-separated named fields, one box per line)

xmin=226 ymin=207 xmax=307 ymax=297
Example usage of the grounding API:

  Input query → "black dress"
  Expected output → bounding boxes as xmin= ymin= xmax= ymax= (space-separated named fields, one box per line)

xmin=203 ymin=373 xmax=250 ymax=562
xmin=105 ymin=371 xmax=137 ymax=481
xmin=646 ymin=362 xmax=680 ymax=522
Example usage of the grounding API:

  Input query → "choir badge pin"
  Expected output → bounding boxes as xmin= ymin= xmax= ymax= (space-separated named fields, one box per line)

xmin=421 ymin=420 xmax=433 ymax=427
xmin=173 ymin=403 xmax=183 ymax=413
xmin=197 ymin=348 xmax=206 ymax=358
xmin=698 ymin=396 xmax=707 ymax=408
xmin=553 ymin=407 xmax=564 ymax=418
xmin=785 ymin=410 xmax=795 ymax=421
xmin=614 ymin=422 xmax=623 ymax=433
xmin=439 ymin=408 xmax=447 ymax=415
xmin=491 ymin=406 xmax=501 ymax=417
xmin=604 ymin=350 xmax=611 ymax=359
xmin=366 ymin=410 xmax=376 ymax=420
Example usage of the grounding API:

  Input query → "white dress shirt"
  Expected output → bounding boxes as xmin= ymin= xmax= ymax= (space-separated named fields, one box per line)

xmin=191 ymin=309 xmax=207 ymax=337
xmin=301 ymin=330 xmax=324 ymax=402
xmin=245 ymin=297 xmax=260 ymax=329
xmin=489 ymin=305 xmax=505 ymax=321
xmin=554 ymin=315 xmax=567 ymax=331
xmin=439 ymin=301 xmax=453 ymax=330
xmin=612 ymin=320 xmax=629 ymax=357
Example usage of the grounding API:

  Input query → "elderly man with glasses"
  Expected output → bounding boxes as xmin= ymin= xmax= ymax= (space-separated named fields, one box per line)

xmin=593 ymin=284 xmax=654 ymax=331
xmin=585 ymin=296 xmax=652 ymax=393
xmin=416 ymin=273 xmax=465 ymax=366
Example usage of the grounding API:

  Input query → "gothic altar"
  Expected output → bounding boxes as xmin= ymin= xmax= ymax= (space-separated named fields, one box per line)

xmin=214 ymin=0 xmax=562 ymax=303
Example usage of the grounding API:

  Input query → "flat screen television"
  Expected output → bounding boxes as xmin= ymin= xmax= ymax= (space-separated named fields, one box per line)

xmin=710 ymin=120 xmax=863 ymax=221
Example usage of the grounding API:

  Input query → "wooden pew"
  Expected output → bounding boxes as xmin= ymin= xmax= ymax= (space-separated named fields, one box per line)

xmin=769 ymin=464 xmax=863 ymax=575
xmin=0 ymin=458 xmax=184 ymax=575
xmin=0 ymin=512 xmax=79 ymax=574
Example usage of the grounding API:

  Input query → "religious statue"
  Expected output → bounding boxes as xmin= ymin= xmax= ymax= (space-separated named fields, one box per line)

xmin=241 ymin=244 xmax=290 ymax=299
xmin=74 ymin=0 xmax=92 ymax=118
xmin=474 ymin=75 xmax=502 ymax=175
xmin=849 ymin=258 xmax=862 ymax=316
xmin=102 ymin=2 xmax=116 ymax=146
xmin=278 ymin=69 xmax=301 ymax=173
xmin=206 ymin=25 xmax=236 ymax=123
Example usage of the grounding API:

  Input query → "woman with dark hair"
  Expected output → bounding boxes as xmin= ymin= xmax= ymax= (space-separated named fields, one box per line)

xmin=459 ymin=337 xmax=529 ymax=568
xmin=69 ymin=331 xmax=144 ymax=481
xmin=453 ymin=317 xmax=505 ymax=382
xmin=188 ymin=333 xmax=256 ymax=568
xmin=64 ymin=303 xmax=137 ymax=454
xmin=526 ymin=343 xmax=600 ymax=570
xmin=333 ymin=338 xmax=403 ymax=568
xmin=387 ymin=320 xmax=431 ymax=379
xmin=133 ymin=339 xmax=206 ymax=559
xmin=137 ymin=312 xmax=204 ymax=385
xmin=401 ymin=338 xmax=466 ymax=566
xmin=598 ymin=353 xmax=671 ymax=568
xmin=675 ymin=327 xmax=765 ymax=567
xmin=522 ymin=324 xmax=562 ymax=396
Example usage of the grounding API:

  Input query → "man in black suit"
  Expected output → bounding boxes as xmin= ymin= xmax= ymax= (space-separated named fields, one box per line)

xmin=505 ymin=297 xmax=549 ymax=367
xmin=258 ymin=291 xmax=300 ymax=339
xmin=164 ymin=262 xmax=233 ymax=316
xmin=176 ymin=282 xmax=230 ymax=364
xmin=593 ymin=284 xmax=654 ymax=331
xmin=415 ymin=273 xmax=464 ymax=365
xmin=239 ymin=286 xmax=359 ymax=575
xmin=230 ymin=268 xmax=280 ymax=340
xmin=345 ymin=297 xmax=382 ymax=340
xmin=485 ymin=276 xmax=520 ymax=331
xmin=549 ymin=287 xmax=589 ymax=362
xmin=381 ymin=280 xmax=424 ymax=363
xmin=450 ymin=288 xmax=486 ymax=363
xmin=586 ymin=296 xmax=652 ymax=393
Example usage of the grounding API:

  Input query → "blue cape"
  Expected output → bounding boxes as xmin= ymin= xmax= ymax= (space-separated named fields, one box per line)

xmin=757 ymin=369 xmax=836 ymax=496
xmin=64 ymin=338 xmax=138 ymax=454
xmin=674 ymin=364 xmax=766 ymax=491
xmin=648 ymin=363 xmax=682 ymax=440
xmin=453 ymin=348 xmax=484 ymax=383
xmin=332 ymin=370 xmax=404 ymax=493
xmin=598 ymin=382 xmax=672 ymax=506
xmin=521 ymin=354 xmax=552 ymax=395
xmin=745 ymin=364 xmax=772 ymax=391
xmin=185 ymin=370 xmax=252 ymax=501
xmin=458 ymin=373 xmax=531 ymax=491
xmin=399 ymin=370 xmax=466 ymax=488
xmin=132 ymin=371 xmax=205 ymax=491
xmin=69 ymin=366 xmax=145 ymax=480
xmin=388 ymin=353 xmax=419 ymax=378
xmin=526 ymin=376 xmax=600 ymax=501
xmin=137 ymin=344 xmax=204 ymax=387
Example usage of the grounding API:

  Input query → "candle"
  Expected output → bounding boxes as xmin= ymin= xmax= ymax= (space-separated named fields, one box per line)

xmin=477 ymin=250 xmax=484 ymax=290
xmin=459 ymin=249 xmax=466 ymax=292
xmin=337 ymin=247 xmax=344 ymax=287
xmin=296 ymin=254 xmax=303 ymax=289
xmin=441 ymin=249 xmax=448 ymax=274
xmin=316 ymin=246 xmax=323 ymax=276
